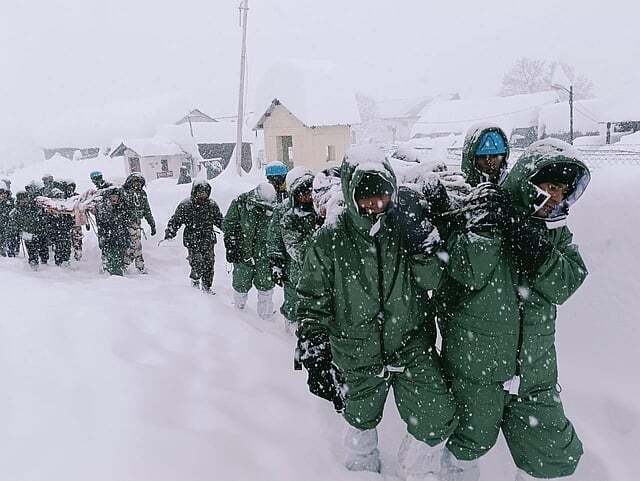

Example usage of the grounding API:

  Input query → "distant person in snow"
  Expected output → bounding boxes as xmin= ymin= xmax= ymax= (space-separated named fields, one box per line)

xmin=296 ymin=147 xmax=457 ymax=478
xmin=437 ymin=139 xmax=591 ymax=481
xmin=95 ymin=187 xmax=132 ymax=276
xmin=60 ymin=180 xmax=84 ymax=261
xmin=164 ymin=180 xmax=223 ymax=294
xmin=39 ymin=174 xmax=56 ymax=197
xmin=122 ymin=173 xmax=156 ymax=274
xmin=47 ymin=188 xmax=74 ymax=267
xmin=90 ymin=171 xmax=113 ymax=191
xmin=0 ymin=181 xmax=17 ymax=257
xmin=7 ymin=191 xmax=48 ymax=270
xmin=265 ymin=161 xmax=289 ymax=203
xmin=223 ymin=182 xmax=277 ymax=319
xmin=177 ymin=165 xmax=192 ymax=185
xmin=462 ymin=124 xmax=510 ymax=186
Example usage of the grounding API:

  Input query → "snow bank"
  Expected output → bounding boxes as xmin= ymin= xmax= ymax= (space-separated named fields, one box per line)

xmin=0 ymin=154 xmax=638 ymax=480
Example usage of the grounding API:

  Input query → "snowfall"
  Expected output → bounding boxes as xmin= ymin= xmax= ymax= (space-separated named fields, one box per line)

xmin=0 ymin=156 xmax=638 ymax=481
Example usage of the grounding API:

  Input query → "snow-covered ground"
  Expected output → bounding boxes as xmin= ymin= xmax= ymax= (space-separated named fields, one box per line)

xmin=0 ymin=162 xmax=638 ymax=481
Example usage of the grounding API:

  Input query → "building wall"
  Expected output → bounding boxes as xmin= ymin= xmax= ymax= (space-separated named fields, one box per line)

xmin=262 ymin=104 xmax=351 ymax=171
xmin=121 ymin=148 xmax=188 ymax=181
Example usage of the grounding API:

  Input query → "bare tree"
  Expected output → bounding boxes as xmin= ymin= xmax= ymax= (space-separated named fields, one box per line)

xmin=500 ymin=58 xmax=595 ymax=100
xmin=499 ymin=58 xmax=548 ymax=96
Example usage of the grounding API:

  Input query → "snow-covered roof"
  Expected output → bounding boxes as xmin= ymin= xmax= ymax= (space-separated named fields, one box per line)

xmin=375 ymin=97 xmax=431 ymax=119
xmin=538 ymin=99 xmax=601 ymax=135
xmin=597 ymin=98 xmax=640 ymax=123
xmin=175 ymin=109 xmax=218 ymax=125
xmin=412 ymin=91 xmax=560 ymax=138
xmin=252 ymin=60 xmax=360 ymax=129
xmin=157 ymin=122 xmax=252 ymax=145
xmin=110 ymin=137 xmax=186 ymax=158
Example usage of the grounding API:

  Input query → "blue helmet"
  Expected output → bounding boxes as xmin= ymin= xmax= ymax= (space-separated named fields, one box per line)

xmin=90 ymin=170 xmax=103 ymax=180
xmin=475 ymin=131 xmax=507 ymax=156
xmin=265 ymin=162 xmax=288 ymax=177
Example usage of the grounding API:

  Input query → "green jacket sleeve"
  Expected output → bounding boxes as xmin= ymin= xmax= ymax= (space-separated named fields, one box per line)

xmin=446 ymin=231 xmax=502 ymax=291
xmin=165 ymin=202 xmax=187 ymax=238
xmin=222 ymin=199 xmax=241 ymax=241
xmin=411 ymin=253 xmax=445 ymax=291
xmin=142 ymin=193 xmax=155 ymax=229
xmin=296 ymin=234 xmax=335 ymax=340
xmin=212 ymin=201 xmax=224 ymax=231
xmin=267 ymin=206 xmax=286 ymax=265
xmin=530 ymin=226 xmax=588 ymax=305
xmin=281 ymin=214 xmax=314 ymax=266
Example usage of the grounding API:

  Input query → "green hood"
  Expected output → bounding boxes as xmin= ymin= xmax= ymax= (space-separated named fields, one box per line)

xmin=502 ymin=138 xmax=591 ymax=221
xmin=341 ymin=146 xmax=397 ymax=234
xmin=462 ymin=124 xmax=510 ymax=186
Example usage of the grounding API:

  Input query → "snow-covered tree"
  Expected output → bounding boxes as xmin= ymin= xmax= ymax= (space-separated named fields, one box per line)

xmin=499 ymin=58 xmax=594 ymax=100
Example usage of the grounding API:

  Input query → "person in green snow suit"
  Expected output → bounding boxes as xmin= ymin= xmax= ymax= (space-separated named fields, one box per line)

xmin=223 ymin=182 xmax=277 ymax=318
xmin=266 ymin=196 xmax=295 ymax=318
xmin=122 ymin=173 xmax=156 ymax=273
xmin=279 ymin=168 xmax=317 ymax=329
xmin=95 ymin=187 xmax=133 ymax=276
xmin=438 ymin=139 xmax=591 ymax=481
xmin=461 ymin=123 xmax=511 ymax=186
xmin=7 ymin=191 xmax=48 ymax=269
xmin=296 ymin=146 xmax=458 ymax=479
xmin=165 ymin=180 xmax=224 ymax=293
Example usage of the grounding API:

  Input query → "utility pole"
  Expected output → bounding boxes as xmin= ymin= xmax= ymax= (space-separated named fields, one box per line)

xmin=569 ymin=85 xmax=574 ymax=145
xmin=235 ymin=0 xmax=249 ymax=175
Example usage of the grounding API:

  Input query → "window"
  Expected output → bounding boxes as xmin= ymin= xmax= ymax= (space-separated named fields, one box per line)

xmin=161 ymin=159 xmax=169 ymax=171
xmin=129 ymin=157 xmax=141 ymax=173
xmin=326 ymin=145 xmax=336 ymax=162
xmin=276 ymin=136 xmax=293 ymax=167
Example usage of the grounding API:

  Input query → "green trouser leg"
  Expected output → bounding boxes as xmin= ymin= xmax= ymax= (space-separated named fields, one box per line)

xmin=233 ymin=260 xmax=275 ymax=293
xmin=447 ymin=379 xmax=583 ymax=478
xmin=252 ymin=258 xmax=275 ymax=292
xmin=232 ymin=262 xmax=254 ymax=293
xmin=281 ymin=281 xmax=297 ymax=322
xmin=343 ymin=349 xmax=458 ymax=447
xmin=104 ymin=245 xmax=126 ymax=276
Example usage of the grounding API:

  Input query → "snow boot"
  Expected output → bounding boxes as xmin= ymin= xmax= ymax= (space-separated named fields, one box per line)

xmin=344 ymin=426 xmax=381 ymax=473
xmin=29 ymin=261 xmax=39 ymax=272
xmin=515 ymin=469 xmax=563 ymax=481
xmin=233 ymin=290 xmax=248 ymax=310
xmin=440 ymin=448 xmax=480 ymax=481
xmin=202 ymin=285 xmax=216 ymax=295
xmin=257 ymin=289 xmax=276 ymax=320
xmin=397 ymin=433 xmax=444 ymax=481
xmin=191 ymin=279 xmax=201 ymax=289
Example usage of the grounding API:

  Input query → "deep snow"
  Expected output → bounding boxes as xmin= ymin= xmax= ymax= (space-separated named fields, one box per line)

xmin=0 ymin=163 xmax=638 ymax=481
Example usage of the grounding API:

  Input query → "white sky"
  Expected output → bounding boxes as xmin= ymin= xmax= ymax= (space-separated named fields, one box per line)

xmin=1 ymin=0 xmax=638 ymax=168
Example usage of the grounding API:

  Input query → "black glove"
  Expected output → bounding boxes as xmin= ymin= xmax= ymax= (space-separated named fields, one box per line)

xmin=506 ymin=217 xmax=553 ymax=273
xmin=164 ymin=230 xmax=175 ymax=241
xmin=298 ymin=333 xmax=344 ymax=413
xmin=150 ymin=224 xmax=156 ymax=236
xmin=422 ymin=180 xmax=456 ymax=240
xmin=387 ymin=187 xmax=434 ymax=254
xmin=464 ymin=183 xmax=514 ymax=235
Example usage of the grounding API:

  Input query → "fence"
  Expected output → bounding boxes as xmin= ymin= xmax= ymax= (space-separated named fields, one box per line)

xmin=443 ymin=146 xmax=640 ymax=170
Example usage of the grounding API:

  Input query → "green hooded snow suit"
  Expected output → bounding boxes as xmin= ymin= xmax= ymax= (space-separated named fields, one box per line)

xmin=440 ymin=140 xmax=590 ymax=478
xmin=280 ymin=171 xmax=318 ymax=320
xmin=297 ymin=156 xmax=457 ymax=446
xmin=223 ymin=186 xmax=276 ymax=294
xmin=461 ymin=124 xmax=510 ymax=187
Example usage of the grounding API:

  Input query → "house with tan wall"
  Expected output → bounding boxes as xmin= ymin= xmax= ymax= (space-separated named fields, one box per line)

xmin=253 ymin=98 xmax=357 ymax=171
xmin=110 ymin=137 xmax=192 ymax=181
